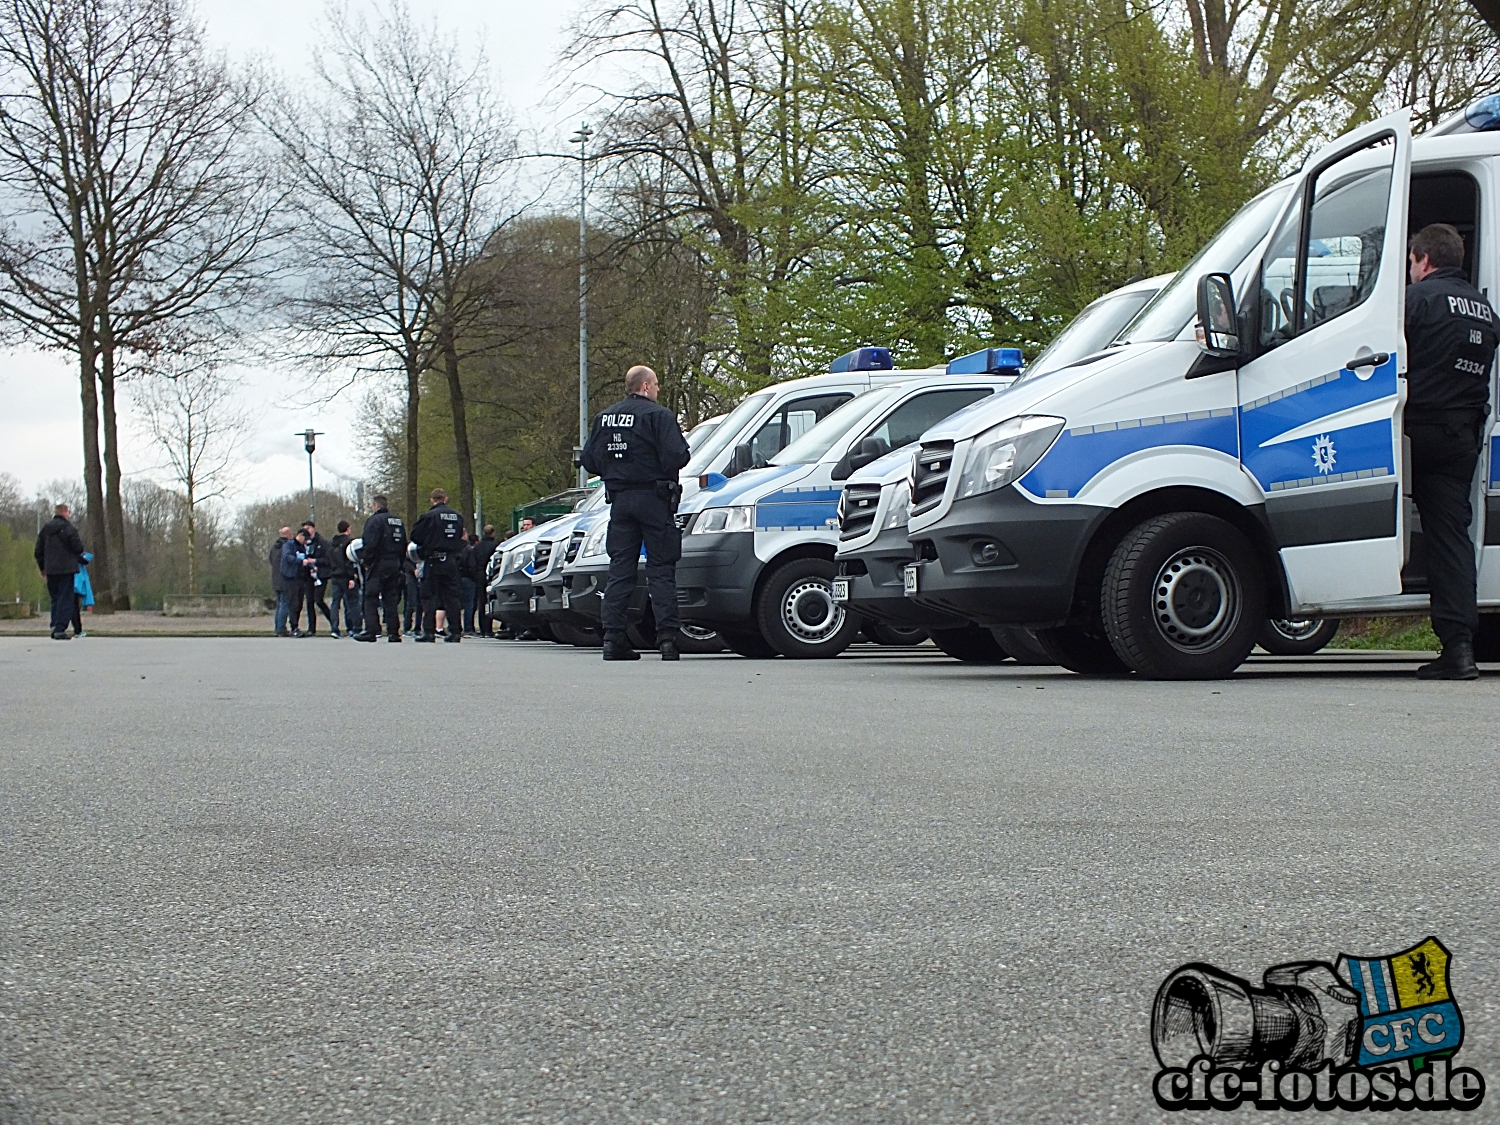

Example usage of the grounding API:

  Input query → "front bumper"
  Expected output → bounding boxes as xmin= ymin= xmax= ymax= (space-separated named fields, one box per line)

xmin=904 ymin=486 xmax=1106 ymax=626
xmin=674 ymin=531 xmax=760 ymax=627
xmin=534 ymin=577 xmax=598 ymax=627
xmin=835 ymin=524 xmax=970 ymax=629
xmin=562 ymin=560 xmax=654 ymax=626
xmin=491 ymin=571 xmax=544 ymax=628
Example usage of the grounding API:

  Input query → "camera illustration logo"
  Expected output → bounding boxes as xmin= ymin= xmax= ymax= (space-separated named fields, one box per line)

xmin=1151 ymin=937 xmax=1485 ymax=1111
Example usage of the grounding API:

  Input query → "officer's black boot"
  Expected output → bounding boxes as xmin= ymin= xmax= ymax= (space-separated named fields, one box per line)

xmin=1416 ymin=640 xmax=1479 ymax=680
xmin=416 ymin=633 xmax=436 ymax=643
xmin=658 ymin=629 xmax=680 ymax=661
xmin=602 ymin=633 xmax=640 ymax=661
xmin=353 ymin=631 xmax=377 ymax=642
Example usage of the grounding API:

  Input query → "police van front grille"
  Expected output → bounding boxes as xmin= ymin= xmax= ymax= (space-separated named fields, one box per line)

xmin=674 ymin=512 xmax=691 ymax=532
xmin=911 ymin=441 xmax=954 ymax=514
xmin=533 ymin=541 xmax=554 ymax=574
xmin=564 ymin=529 xmax=586 ymax=563
xmin=838 ymin=483 xmax=882 ymax=540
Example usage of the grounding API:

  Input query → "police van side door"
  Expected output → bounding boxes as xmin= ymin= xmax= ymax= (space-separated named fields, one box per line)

xmin=1237 ymin=110 xmax=1411 ymax=610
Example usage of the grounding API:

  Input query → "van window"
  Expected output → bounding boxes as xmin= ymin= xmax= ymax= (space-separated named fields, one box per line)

xmin=1258 ymin=151 xmax=1392 ymax=349
xmin=746 ymin=393 xmax=852 ymax=465
xmin=864 ymin=388 xmax=996 ymax=449
xmin=684 ymin=390 xmax=774 ymax=476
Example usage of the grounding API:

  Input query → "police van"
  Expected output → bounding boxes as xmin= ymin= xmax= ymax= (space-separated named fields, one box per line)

xmin=487 ymin=490 xmax=602 ymax=638
xmin=834 ymin=276 xmax=1173 ymax=663
xmin=901 ymin=105 xmax=1500 ymax=679
xmin=671 ymin=350 xmax=1022 ymax=657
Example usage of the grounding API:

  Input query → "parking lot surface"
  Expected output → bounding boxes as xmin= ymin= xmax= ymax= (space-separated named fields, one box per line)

xmin=1 ymin=637 xmax=1496 ymax=1123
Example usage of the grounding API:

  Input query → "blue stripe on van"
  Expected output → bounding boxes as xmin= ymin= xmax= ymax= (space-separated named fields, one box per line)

xmin=1019 ymin=412 xmax=1238 ymax=499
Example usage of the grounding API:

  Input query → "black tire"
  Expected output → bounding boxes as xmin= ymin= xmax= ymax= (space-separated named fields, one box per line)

xmin=990 ymin=626 xmax=1055 ymax=665
xmin=754 ymin=558 xmax=863 ymax=658
xmin=1474 ymin=616 xmax=1500 ymax=662
xmin=1102 ymin=512 xmax=1266 ymax=679
xmin=534 ymin=621 xmax=556 ymax=643
xmin=626 ymin=619 xmax=657 ymax=650
xmin=676 ymin=624 xmax=727 ymax=655
xmin=719 ymin=626 xmax=780 ymax=658
xmin=929 ymin=625 xmax=1009 ymax=663
xmin=1256 ymin=617 xmax=1340 ymax=655
xmin=553 ymin=622 xmax=603 ymax=648
xmin=1033 ymin=623 xmax=1130 ymax=675
xmin=863 ymin=621 xmax=930 ymax=646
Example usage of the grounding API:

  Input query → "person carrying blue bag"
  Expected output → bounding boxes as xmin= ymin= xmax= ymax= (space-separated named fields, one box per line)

xmin=71 ymin=552 xmax=94 ymax=637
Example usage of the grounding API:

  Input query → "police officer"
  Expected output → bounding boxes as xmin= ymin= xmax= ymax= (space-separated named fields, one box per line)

xmin=1405 ymin=223 xmax=1497 ymax=680
xmin=581 ymin=364 xmax=692 ymax=661
xmin=410 ymin=487 xmax=466 ymax=643
xmin=354 ymin=494 xmax=407 ymax=642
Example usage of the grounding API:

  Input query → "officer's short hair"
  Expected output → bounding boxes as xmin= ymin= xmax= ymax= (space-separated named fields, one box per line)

xmin=372 ymin=494 xmax=387 ymax=507
xmin=1410 ymin=224 xmax=1465 ymax=269
xmin=483 ymin=524 xmax=494 ymax=536
xmin=430 ymin=488 xmax=447 ymax=503
xmin=626 ymin=365 xmax=657 ymax=393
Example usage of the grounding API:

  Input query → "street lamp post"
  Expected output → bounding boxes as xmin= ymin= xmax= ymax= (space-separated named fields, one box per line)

xmin=570 ymin=122 xmax=594 ymax=489
xmin=299 ymin=429 xmax=324 ymax=524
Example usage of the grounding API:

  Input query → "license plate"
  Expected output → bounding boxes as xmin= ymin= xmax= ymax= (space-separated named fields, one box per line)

xmin=903 ymin=564 xmax=919 ymax=595
xmin=561 ymin=588 xmax=571 ymax=609
xmin=831 ymin=578 xmax=849 ymax=603
xmin=528 ymin=595 xmax=539 ymax=613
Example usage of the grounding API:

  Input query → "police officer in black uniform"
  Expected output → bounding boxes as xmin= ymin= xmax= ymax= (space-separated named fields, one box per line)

xmin=581 ymin=365 xmax=692 ymax=661
xmin=1405 ymin=223 xmax=1497 ymax=680
xmin=410 ymin=487 xmax=466 ymax=643
xmin=355 ymin=494 xmax=407 ymax=642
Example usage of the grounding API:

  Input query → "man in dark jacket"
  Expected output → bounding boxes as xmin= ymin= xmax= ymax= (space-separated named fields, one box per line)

xmin=1405 ymin=223 xmax=1499 ymax=680
xmin=473 ymin=525 xmax=499 ymax=636
xmin=410 ymin=487 xmax=466 ymax=642
xmin=34 ymin=503 xmax=87 ymax=640
xmin=328 ymin=520 xmax=362 ymax=637
xmin=269 ymin=527 xmax=293 ymax=635
xmin=581 ymin=364 xmax=692 ymax=661
xmin=355 ymin=495 xmax=407 ymax=642
xmin=280 ymin=529 xmax=316 ymax=635
xmin=295 ymin=519 xmax=335 ymax=636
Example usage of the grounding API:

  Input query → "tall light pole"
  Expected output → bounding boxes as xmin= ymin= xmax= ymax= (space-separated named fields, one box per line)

xmin=299 ymin=429 xmax=323 ymax=524
xmin=570 ymin=122 xmax=593 ymax=488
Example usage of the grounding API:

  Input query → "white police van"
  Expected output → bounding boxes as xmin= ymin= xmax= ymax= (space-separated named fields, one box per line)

xmin=674 ymin=349 xmax=1021 ymax=657
xmin=903 ymin=105 xmax=1500 ymax=679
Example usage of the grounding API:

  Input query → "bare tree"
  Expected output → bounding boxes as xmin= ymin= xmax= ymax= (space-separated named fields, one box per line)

xmin=134 ymin=357 xmax=249 ymax=595
xmin=0 ymin=0 xmax=279 ymax=609
xmin=268 ymin=1 xmax=522 ymax=529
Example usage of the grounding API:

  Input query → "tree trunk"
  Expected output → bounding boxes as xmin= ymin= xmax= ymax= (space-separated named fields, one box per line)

xmin=441 ymin=321 xmax=475 ymax=531
xmin=76 ymin=346 xmax=112 ymax=613
xmin=404 ymin=356 xmax=420 ymax=525
xmin=97 ymin=332 xmax=130 ymax=610
xmin=186 ymin=482 xmax=197 ymax=595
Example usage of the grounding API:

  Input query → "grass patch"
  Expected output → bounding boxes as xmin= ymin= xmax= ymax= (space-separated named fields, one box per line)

xmin=1328 ymin=616 xmax=1439 ymax=651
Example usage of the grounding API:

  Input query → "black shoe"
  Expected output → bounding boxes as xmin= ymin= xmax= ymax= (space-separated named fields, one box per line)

xmin=444 ymin=635 xmax=461 ymax=643
xmin=415 ymin=634 xmax=436 ymax=643
xmin=1416 ymin=641 xmax=1478 ymax=680
xmin=658 ymin=632 xmax=680 ymax=661
xmin=387 ymin=634 xmax=402 ymax=643
xmin=291 ymin=629 xmax=305 ymax=638
xmin=602 ymin=636 xmax=640 ymax=661
xmin=276 ymin=630 xmax=291 ymax=637
xmin=50 ymin=631 xmax=70 ymax=641
xmin=353 ymin=632 xmax=377 ymax=643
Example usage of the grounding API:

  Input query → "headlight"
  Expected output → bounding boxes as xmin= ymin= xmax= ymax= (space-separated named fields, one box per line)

xmin=501 ymin=545 xmax=534 ymax=576
xmin=688 ymin=504 xmax=755 ymax=534
xmin=580 ymin=520 xmax=608 ymax=559
xmin=955 ymin=416 xmax=1066 ymax=499
xmin=880 ymin=483 xmax=910 ymax=531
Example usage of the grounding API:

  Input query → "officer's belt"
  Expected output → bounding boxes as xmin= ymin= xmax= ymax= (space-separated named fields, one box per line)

xmin=607 ymin=480 xmax=669 ymax=491
xmin=427 ymin=551 xmax=451 ymax=560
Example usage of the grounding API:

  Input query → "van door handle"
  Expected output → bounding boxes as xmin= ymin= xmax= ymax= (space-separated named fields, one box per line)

xmin=1347 ymin=352 xmax=1389 ymax=369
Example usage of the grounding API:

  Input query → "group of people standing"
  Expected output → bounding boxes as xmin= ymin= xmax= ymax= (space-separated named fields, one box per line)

xmin=268 ymin=498 xmax=499 ymax=641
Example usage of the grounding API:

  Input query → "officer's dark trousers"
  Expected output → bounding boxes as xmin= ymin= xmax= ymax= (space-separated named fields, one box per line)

xmin=363 ymin=564 xmax=404 ymax=639
xmin=602 ymin=488 xmax=681 ymax=637
xmin=1408 ymin=415 xmax=1485 ymax=647
xmin=421 ymin=556 xmax=463 ymax=638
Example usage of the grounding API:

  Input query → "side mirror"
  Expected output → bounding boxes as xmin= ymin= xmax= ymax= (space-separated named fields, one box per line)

xmin=726 ymin=443 xmax=753 ymax=478
xmin=1196 ymin=273 xmax=1240 ymax=358
xmin=849 ymin=436 xmax=890 ymax=472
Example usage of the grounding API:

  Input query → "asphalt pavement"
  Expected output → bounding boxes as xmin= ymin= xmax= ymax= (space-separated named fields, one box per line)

xmin=1 ymin=637 xmax=1496 ymax=1123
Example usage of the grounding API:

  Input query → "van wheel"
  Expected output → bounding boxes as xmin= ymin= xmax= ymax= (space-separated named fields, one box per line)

xmin=1102 ymin=513 xmax=1265 ymax=679
xmin=1034 ymin=623 xmax=1129 ymax=674
xmin=755 ymin=559 xmax=862 ymax=658
xmin=930 ymin=625 xmax=1008 ymax=663
xmin=1475 ymin=616 xmax=1500 ymax=663
xmin=719 ymin=626 xmax=779 ymax=658
xmin=990 ymin=627 xmax=1054 ymax=665
xmin=864 ymin=621 xmax=929 ymax=646
xmin=676 ymin=624 xmax=727 ymax=654
xmin=553 ymin=623 xmax=602 ymax=648
xmin=1257 ymin=618 xmax=1339 ymax=655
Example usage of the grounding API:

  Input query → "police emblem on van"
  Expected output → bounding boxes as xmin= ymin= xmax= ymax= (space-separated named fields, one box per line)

xmin=1151 ymin=936 xmax=1484 ymax=1111
xmin=1311 ymin=433 xmax=1336 ymax=475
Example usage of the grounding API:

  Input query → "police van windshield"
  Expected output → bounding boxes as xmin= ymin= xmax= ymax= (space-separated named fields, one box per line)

xmin=1015 ymin=287 xmax=1160 ymax=383
xmin=770 ymin=387 xmax=898 ymax=465
xmin=686 ymin=417 xmax=721 ymax=452
xmin=1120 ymin=182 xmax=1294 ymax=344
xmin=684 ymin=391 xmax=774 ymax=476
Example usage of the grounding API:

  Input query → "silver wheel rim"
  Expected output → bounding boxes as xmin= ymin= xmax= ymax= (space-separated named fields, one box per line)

xmin=781 ymin=578 xmax=844 ymax=643
xmin=1270 ymin=618 xmax=1322 ymax=642
xmin=1152 ymin=547 xmax=1240 ymax=653
xmin=680 ymin=624 xmax=717 ymax=642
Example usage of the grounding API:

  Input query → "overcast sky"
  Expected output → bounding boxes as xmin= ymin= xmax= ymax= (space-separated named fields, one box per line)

xmin=0 ymin=0 xmax=590 ymax=511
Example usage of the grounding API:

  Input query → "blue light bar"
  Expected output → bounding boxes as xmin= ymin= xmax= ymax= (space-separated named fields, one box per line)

xmin=1465 ymin=94 xmax=1500 ymax=131
xmin=947 ymin=346 xmax=1024 ymax=375
xmin=829 ymin=347 xmax=894 ymax=372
